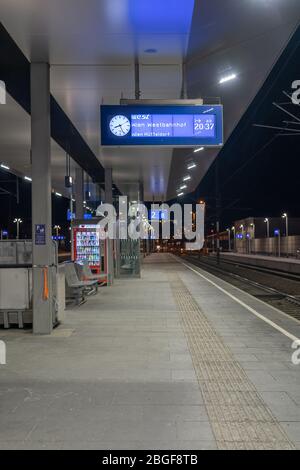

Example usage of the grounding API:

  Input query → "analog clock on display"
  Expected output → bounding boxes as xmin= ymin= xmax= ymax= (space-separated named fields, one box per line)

xmin=109 ymin=115 xmax=131 ymax=137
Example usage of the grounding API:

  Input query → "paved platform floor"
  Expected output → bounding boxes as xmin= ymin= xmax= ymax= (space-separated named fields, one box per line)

xmin=0 ymin=253 xmax=300 ymax=449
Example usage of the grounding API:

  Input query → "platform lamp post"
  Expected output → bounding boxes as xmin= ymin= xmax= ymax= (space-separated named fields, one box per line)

xmin=231 ymin=226 xmax=236 ymax=251
xmin=53 ymin=225 xmax=61 ymax=238
xmin=250 ymin=223 xmax=255 ymax=255
xmin=13 ymin=218 xmax=22 ymax=239
xmin=282 ymin=213 xmax=289 ymax=257
xmin=226 ymin=228 xmax=231 ymax=251
xmin=264 ymin=218 xmax=270 ymax=238
xmin=240 ymin=224 xmax=245 ymax=253
xmin=282 ymin=213 xmax=289 ymax=237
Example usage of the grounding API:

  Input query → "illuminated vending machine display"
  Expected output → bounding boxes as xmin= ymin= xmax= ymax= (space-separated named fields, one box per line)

xmin=72 ymin=224 xmax=106 ymax=274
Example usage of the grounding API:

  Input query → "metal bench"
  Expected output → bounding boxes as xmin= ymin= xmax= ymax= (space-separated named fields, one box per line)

xmin=76 ymin=260 xmax=107 ymax=285
xmin=65 ymin=262 xmax=98 ymax=305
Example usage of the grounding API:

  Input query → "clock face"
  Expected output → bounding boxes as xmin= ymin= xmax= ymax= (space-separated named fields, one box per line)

xmin=109 ymin=115 xmax=131 ymax=137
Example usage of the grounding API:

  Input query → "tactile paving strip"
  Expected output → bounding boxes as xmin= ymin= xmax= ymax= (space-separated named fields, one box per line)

xmin=169 ymin=273 xmax=295 ymax=450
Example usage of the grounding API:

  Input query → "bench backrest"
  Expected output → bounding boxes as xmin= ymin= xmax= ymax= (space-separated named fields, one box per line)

xmin=82 ymin=260 xmax=93 ymax=278
xmin=65 ymin=262 xmax=80 ymax=285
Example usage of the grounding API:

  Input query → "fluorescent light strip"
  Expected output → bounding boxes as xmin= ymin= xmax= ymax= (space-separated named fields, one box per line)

xmin=194 ymin=147 xmax=204 ymax=153
xmin=183 ymin=175 xmax=191 ymax=182
xmin=180 ymin=184 xmax=187 ymax=190
xmin=219 ymin=73 xmax=237 ymax=84
xmin=203 ymin=108 xmax=214 ymax=114
xmin=0 ymin=164 xmax=10 ymax=170
xmin=177 ymin=192 xmax=184 ymax=197
xmin=24 ymin=176 xmax=32 ymax=182
xmin=187 ymin=163 xmax=196 ymax=170
xmin=55 ymin=192 xmax=62 ymax=197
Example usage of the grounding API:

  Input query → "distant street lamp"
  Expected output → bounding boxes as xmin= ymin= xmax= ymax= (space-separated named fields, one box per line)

xmin=226 ymin=228 xmax=231 ymax=251
xmin=274 ymin=229 xmax=281 ymax=257
xmin=53 ymin=225 xmax=61 ymax=237
xmin=13 ymin=218 xmax=22 ymax=239
xmin=250 ymin=223 xmax=255 ymax=239
xmin=231 ymin=226 xmax=236 ymax=251
xmin=249 ymin=223 xmax=255 ymax=254
xmin=264 ymin=218 xmax=270 ymax=238
xmin=240 ymin=224 xmax=245 ymax=253
xmin=282 ymin=213 xmax=289 ymax=237
xmin=240 ymin=224 xmax=244 ymax=238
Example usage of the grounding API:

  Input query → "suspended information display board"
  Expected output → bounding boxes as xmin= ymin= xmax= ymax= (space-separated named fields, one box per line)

xmin=100 ymin=104 xmax=223 ymax=147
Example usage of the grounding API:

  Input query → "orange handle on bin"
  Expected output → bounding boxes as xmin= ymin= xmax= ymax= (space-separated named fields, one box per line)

xmin=43 ymin=267 xmax=49 ymax=300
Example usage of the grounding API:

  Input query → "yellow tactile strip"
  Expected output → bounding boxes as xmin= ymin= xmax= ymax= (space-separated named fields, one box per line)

xmin=169 ymin=274 xmax=295 ymax=450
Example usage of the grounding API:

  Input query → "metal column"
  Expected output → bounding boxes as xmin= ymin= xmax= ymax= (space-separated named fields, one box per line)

xmin=138 ymin=182 xmax=144 ymax=203
xmin=75 ymin=167 xmax=84 ymax=219
xmin=31 ymin=63 xmax=53 ymax=334
xmin=105 ymin=168 xmax=114 ymax=284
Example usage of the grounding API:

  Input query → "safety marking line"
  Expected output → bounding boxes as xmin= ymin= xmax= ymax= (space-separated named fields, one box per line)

xmin=180 ymin=261 xmax=300 ymax=343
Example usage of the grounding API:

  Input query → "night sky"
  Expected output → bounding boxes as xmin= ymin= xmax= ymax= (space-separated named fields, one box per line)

xmin=192 ymin=26 xmax=300 ymax=230
xmin=0 ymin=170 xmax=70 ymax=240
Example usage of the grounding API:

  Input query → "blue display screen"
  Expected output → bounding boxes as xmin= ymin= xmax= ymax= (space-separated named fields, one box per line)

xmin=67 ymin=209 xmax=75 ymax=221
xmin=131 ymin=114 xmax=215 ymax=138
xmin=101 ymin=105 xmax=223 ymax=147
xmin=150 ymin=209 xmax=169 ymax=221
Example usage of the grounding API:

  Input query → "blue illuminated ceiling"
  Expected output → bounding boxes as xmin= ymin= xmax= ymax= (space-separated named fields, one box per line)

xmin=4 ymin=0 xmax=299 ymax=202
xmin=129 ymin=0 xmax=195 ymax=35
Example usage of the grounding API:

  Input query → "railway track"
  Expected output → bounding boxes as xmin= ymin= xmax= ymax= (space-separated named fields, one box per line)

xmin=209 ymin=255 xmax=300 ymax=282
xmin=181 ymin=254 xmax=300 ymax=322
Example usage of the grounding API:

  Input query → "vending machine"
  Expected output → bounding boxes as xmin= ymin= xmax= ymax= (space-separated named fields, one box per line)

xmin=72 ymin=220 xmax=107 ymax=275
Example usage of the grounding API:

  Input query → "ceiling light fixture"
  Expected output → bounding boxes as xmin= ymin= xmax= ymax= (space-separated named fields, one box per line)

xmin=183 ymin=175 xmax=191 ymax=182
xmin=24 ymin=176 xmax=32 ymax=182
xmin=219 ymin=73 xmax=237 ymax=84
xmin=0 ymin=163 xmax=10 ymax=170
xmin=180 ymin=184 xmax=187 ymax=190
xmin=177 ymin=192 xmax=184 ymax=197
xmin=187 ymin=163 xmax=196 ymax=170
xmin=55 ymin=192 xmax=62 ymax=197
xmin=194 ymin=147 xmax=204 ymax=153
xmin=203 ymin=108 xmax=214 ymax=114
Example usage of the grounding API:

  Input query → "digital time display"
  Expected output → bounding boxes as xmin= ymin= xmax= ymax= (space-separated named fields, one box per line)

xmin=131 ymin=114 xmax=215 ymax=138
xmin=101 ymin=105 xmax=223 ymax=147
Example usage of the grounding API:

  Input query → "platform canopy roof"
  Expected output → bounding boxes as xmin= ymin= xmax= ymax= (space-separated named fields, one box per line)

xmin=0 ymin=0 xmax=299 ymax=200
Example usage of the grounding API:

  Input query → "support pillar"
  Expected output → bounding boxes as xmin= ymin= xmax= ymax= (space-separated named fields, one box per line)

xmin=105 ymin=168 xmax=114 ymax=284
xmin=138 ymin=181 xmax=144 ymax=203
xmin=31 ymin=63 xmax=53 ymax=334
xmin=75 ymin=167 xmax=84 ymax=219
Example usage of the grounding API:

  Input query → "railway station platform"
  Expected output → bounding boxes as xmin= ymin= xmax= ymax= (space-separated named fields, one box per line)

xmin=1 ymin=253 xmax=300 ymax=450
xmin=220 ymin=252 xmax=300 ymax=275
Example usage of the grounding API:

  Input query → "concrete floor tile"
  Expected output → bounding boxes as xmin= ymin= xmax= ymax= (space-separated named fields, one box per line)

xmin=176 ymin=421 xmax=215 ymax=441
xmin=280 ymin=422 xmax=300 ymax=443
xmin=141 ymin=405 xmax=208 ymax=422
